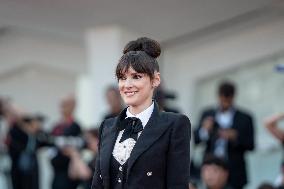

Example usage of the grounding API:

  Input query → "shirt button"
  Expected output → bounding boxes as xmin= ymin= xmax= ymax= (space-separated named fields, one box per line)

xmin=119 ymin=166 xmax=123 ymax=171
xmin=147 ymin=172 xmax=152 ymax=176
xmin=118 ymin=178 xmax=122 ymax=183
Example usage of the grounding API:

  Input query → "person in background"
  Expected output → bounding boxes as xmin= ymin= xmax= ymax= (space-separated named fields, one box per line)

xmin=265 ymin=113 xmax=284 ymax=143
xmin=64 ymin=128 xmax=100 ymax=189
xmin=81 ymin=128 xmax=100 ymax=189
xmin=154 ymin=85 xmax=179 ymax=113
xmin=200 ymin=155 xmax=231 ymax=189
xmin=8 ymin=114 xmax=46 ymax=189
xmin=50 ymin=95 xmax=82 ymax=189
xmin=265 ymin=113 xmax=284 ymax=188
xmin=104 ymin=85 xmax=124 ymax=119
xmin=194 ymin=81 xmax=254 ymax=189
xmin=0 ymin=98 xmax=11 ymax=189
xmin=257 ymin=183 xmax=275 ymax=189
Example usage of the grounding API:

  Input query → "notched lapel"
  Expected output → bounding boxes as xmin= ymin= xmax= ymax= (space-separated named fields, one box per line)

xmin=127 ymin=104 xmax=171 ymax=178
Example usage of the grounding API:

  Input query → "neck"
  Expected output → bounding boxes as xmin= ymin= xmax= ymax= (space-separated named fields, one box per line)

xmin=221 ymin=106 xmax=232 ymax=112
xmin=129 ymin=100 xmax=153 ymax=115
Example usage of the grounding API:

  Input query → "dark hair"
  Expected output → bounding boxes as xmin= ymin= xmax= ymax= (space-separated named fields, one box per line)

xmin=257 ymin=183 xmax=275 ymax=189
xmin=116 ymin=37 xmax=161 ymax=80
xmin=22 ymin=113 xmax=45 ymax=124
xmin=202 ymin=155 xmax=228 ymax=171
xmin=218 ymin=81 xmax=236 ymax=97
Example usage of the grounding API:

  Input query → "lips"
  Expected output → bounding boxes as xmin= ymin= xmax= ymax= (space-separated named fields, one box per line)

xmin=124 ymin=91 xmax=137 ymax=97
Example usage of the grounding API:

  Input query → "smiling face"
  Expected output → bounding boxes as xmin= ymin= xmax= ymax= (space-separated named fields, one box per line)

xmin=118 ymin=67 xmax=160 ymax=114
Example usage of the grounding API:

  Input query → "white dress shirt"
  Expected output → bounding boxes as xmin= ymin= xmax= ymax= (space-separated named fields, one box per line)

xmin=214 ymin=108 xmax=235 ymax=158
xmin=112 ymin=102 xmax=154 ymax=165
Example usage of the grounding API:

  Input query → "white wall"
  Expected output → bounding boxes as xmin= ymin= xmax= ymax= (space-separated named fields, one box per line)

xmin=0 ymin=31 xmax=86 ymax=126
xmin=77 ymin=26 xmax=141 ymax=126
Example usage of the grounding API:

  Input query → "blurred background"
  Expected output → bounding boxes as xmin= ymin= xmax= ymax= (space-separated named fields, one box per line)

xmin=0 ymin=0 xmax=284 ymax=189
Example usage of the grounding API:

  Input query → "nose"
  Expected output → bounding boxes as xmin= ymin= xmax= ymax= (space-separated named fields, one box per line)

xmin=124 ymin=78 xmax=133 ymax=88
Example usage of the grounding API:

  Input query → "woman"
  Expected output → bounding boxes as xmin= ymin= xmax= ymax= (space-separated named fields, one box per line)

xmin=92 ymin=37 xmax=191 ymax=189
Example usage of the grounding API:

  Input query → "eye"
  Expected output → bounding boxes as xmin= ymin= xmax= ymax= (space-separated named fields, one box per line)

xmin=133 ymin=74 xmax=143 ymax=79
xmin=119 ymin=76 xmax=127 ymax=80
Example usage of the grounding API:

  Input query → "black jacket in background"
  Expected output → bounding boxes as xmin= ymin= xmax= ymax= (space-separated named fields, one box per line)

xmin=51 ymin=121 xmax=81 ymax=189
xmin=194 ymin=108 xmax=254 ymax=189
xmin=8 ymin=125 xmax=51 ymax=189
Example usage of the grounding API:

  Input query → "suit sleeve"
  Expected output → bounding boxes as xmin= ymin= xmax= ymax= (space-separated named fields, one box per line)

xmin=230 ymin=114 xmax=254 ymax=151
xmin=166 ymin=115 xmax=191 ymax=189
xmin=91 ymin=121 xmax=105 ymax=189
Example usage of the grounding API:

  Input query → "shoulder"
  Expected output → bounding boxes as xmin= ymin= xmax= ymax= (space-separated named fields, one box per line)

xmin=160 ymin=112 xmax=191 ymax=145
xmin=204 ymin=107 xmax=216 ymax=113
xmin=98 ymin=117 xmax=117 ymax=133
xmin=102 ymin=116 xmax=117 ymax=127
xmin=199 ymin=107 xmax=216 ymax=116
xmin=160 ymin=111 xmax=191 ymax=128
xmin=235 ymin=108 xmax=253 ymax=119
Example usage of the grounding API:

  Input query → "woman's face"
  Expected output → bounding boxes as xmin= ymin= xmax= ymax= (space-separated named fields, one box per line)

xmin=118 ymin=67 xmax=160 ymax=114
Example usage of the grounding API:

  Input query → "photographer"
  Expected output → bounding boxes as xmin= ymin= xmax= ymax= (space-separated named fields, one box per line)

xmin=50 ymin=95 xmax=82 ymax=189
xmin=8 ymin=114 xmax=49 ymax=189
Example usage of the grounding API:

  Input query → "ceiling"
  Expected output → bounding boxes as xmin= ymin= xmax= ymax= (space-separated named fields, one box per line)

xmin=0 ymin=0 xmax=275 ymax=42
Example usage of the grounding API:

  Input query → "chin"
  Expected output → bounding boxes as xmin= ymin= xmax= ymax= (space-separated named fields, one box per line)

xmin=123 ymin=98 xmax=138 ymax=107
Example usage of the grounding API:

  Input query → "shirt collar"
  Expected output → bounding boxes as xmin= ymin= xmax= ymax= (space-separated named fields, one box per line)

xmin=126 ymin=102 xmax=154 ymax=128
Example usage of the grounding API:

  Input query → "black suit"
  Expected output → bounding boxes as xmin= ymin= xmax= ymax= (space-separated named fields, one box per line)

xmin=194 ymin=107 xmax=254 ymax=189
xmin=51 ymin=120 xmax=81 ymax=189
xmin=92 ymin=102 xmax=191 ymax=189
xmin=8 ymin=124 xmax=52 ymax=189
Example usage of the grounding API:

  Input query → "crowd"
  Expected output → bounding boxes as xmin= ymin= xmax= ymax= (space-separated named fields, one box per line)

xmin=1 ymin=81 xmax=284 ymax=189
xmin=0 ymin=95 xmax=102 ymax=189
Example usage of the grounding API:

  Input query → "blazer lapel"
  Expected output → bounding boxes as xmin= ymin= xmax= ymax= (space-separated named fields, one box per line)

xmin=127 ymin=103 xmax=170 ymax=178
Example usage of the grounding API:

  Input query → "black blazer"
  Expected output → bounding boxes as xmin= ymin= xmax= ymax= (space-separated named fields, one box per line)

xmin=50 ymin=121 xmax=82 ymax=189
xmin=92 ymin=103 xmax=191 ymax=189
xmin=194 ymin=107 xmax=254 ymax=188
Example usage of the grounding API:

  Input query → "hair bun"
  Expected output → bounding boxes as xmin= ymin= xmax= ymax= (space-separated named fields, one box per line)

xmin=123 ymin=37 xmax=161 ymax=58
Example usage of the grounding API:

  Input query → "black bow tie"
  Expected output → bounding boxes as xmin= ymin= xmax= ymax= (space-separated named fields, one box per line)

xmin=118 ymin=117 xmax=143 ymax=142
